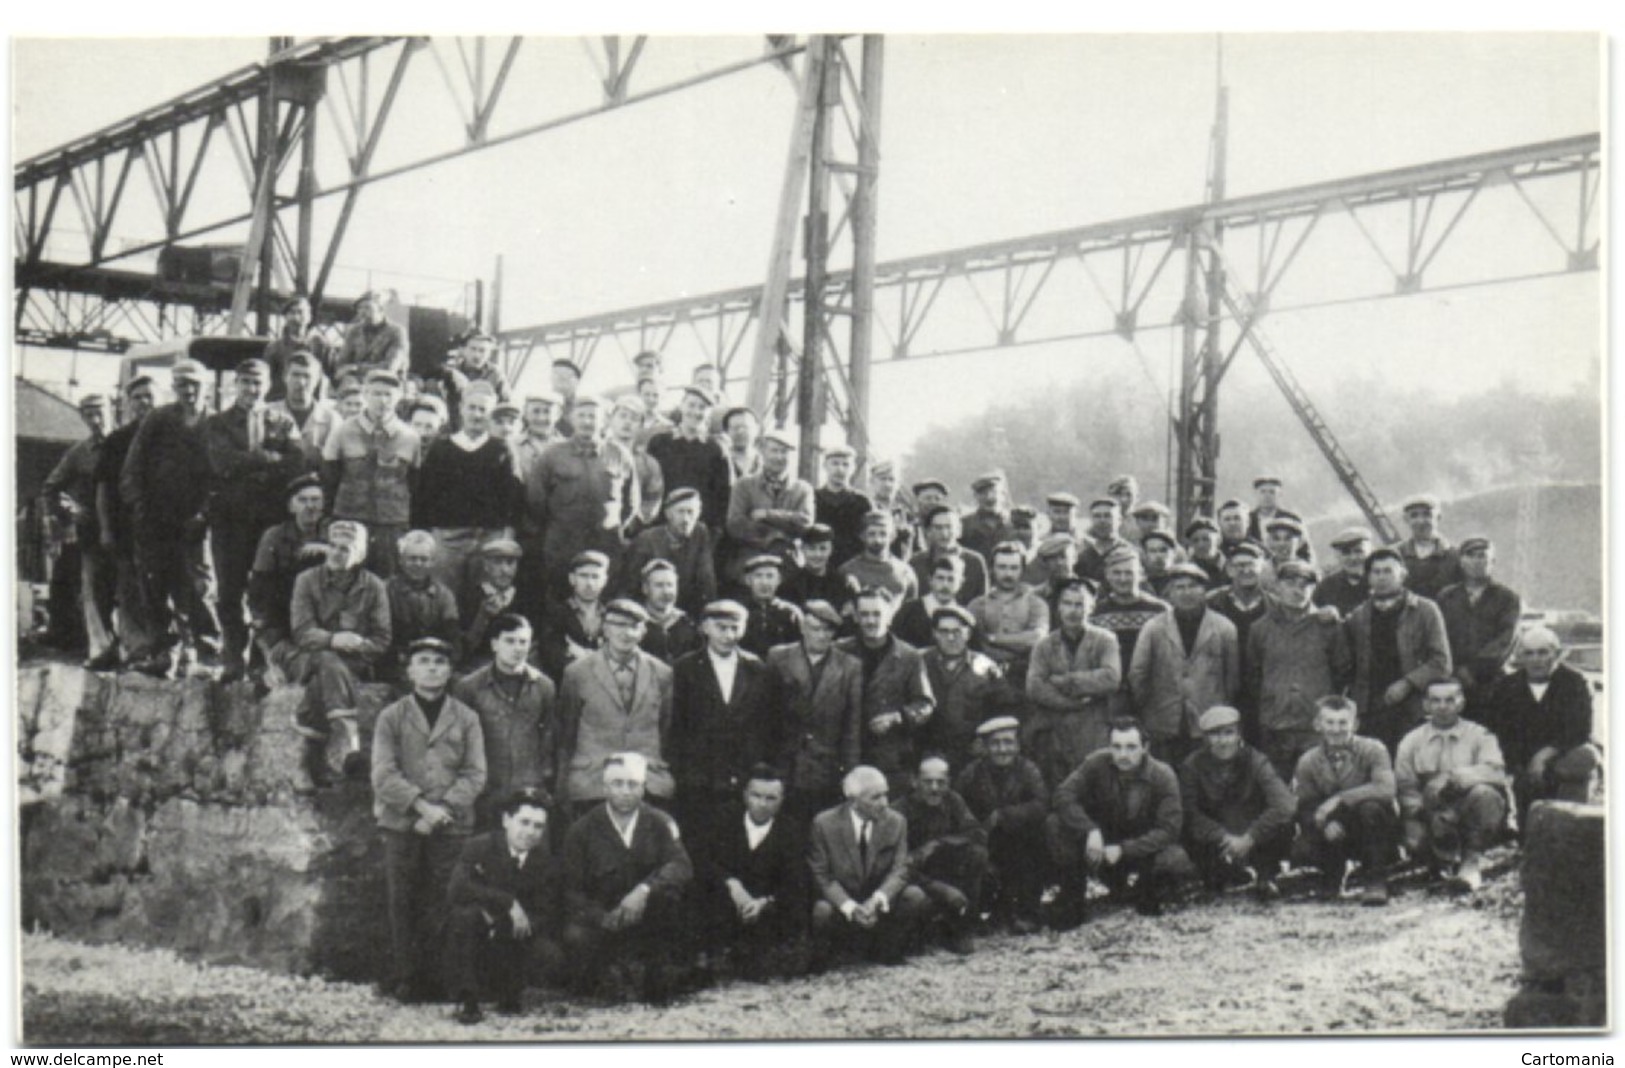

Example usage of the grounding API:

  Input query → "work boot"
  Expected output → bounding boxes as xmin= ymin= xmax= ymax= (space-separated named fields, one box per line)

xmin=454 ymin=1001 xmax=484 ymax=1025
xmin=1451 ymin=854 xmax=1484 ymax=893
xmin=84 ymin=647 xmax=121 ymax=672
xmin=1359 ymin=876 xmax=1390 ymax=906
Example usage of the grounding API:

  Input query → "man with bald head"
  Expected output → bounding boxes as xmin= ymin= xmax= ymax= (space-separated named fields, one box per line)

xmin=895 ymin=754 xmax=988 ymax=955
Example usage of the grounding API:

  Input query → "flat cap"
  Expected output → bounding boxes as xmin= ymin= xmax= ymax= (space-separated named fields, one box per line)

xmin=1265 ymin=516 xmax=1305 ymax=538
xmin=492 ymin=401 xmax=522 ymax=419
xmin=976 ymin=715 xmax=1022 ymax=738
xmin=632 ymin=350 xmax=663 ymax=367
xmin=759 ymin=429 xmax=797 ymax=450
xmin=1046 ymin=492 xmax=1081 ymax=509
xmin=608 ymin=393 xmax=643 ymax=416
xmin=569 ymin=394 xmax=603 ymax=411
xmin=1364 ymin=547 xmax=1406 ymax=573
xmin=603 ymin=598 xmax=650 ymax=625
xmin=1141 ymin=530 xmax=1178 ymax=550
xmin=364 ymin=369 xmax=402 ymax=388
xmin=1252 ymin=475 xmax=1283 ymax=488
xmin=336 ymin=381 xmax=364 ymax=398
xmin=1131 ymin=500 xmax=1171 ymax=518
xmin=1198 ymin=705 xmax=1242 ymax=732
xmin=870 ymin=459 xmax=897 ymax=477
xmin=550 ymin=358 xmax=582 ymax=376
xmin=639 ymin=558 xmax=676 ymax=579
xmin=125 ymin=374 xmax=156 ymax=392
xmin=824 ymin=444 xmax=856 ymax=461
xmin=1107 ymin=474 xmax=1139 ymax=493
xmin=77 ymin=393 xmax=109 ymax=410
xmin=930 ymin=604 xmax=977 ymax=629
xmin=1010 ymin=506 xmax=1038 ymax=524
xmin=407 ymin=637 xmax=455 ymax=659
xmin=702 ymin=599 xmax=749 ymax=624
xmin=1275 ymin=560 xmax=1319 ymax=583
xmin=461 ymin=380 xmax=499 ymax=403
xmin=801 ymin=599 xmax=843 ymax=629
xmin=859 ymin=509 xmax=894 ymax=531
xmin=911 ymin=479 xmax=949 ymax=497
xmin=1088 ymin=497 xmax=1121 ymax=512
xmin=480 ymin=537 xmax=523 ymax=559
xmin=1401 ymin=493 xmax=1442 ymax=513
xmin=1036 ymin=533 xmax=1078 ymax=559
xmin=570 ymin=549 xmax=610 ymax=571
xmin=970 ymin=471 xmax=1005 ymax=492
xmin=355 ymin=290 xmax=384 ymax=307
xmin=524 ymin=390 xmax=563 ymax=407
xmin=662 ymin=487 xmax=701 ymax=509
xmin=285 ymin=472 xmax=323 ymax=500
xmin=1227 ymin=541 xmax=1266 ymax=562
xmin=1329 ymin=526 xmax=1374 ymax=549
xmin=742 ymin=554 xmax=783 ymax=574
xmin=679 ymin=384 xmax=717 ymax=407
xmin=1459 ymin=535 xmax=1493 ymax=554
xmin=170 ymin=359 xmax=208 ymax=382
xmin=1102 ymin=545 xmax=1141 ymax=568
xmin=1163 ymin=562 xmax=1209 ymax=585
xmin=1185 ymin=516 xmax=1220 ymax=538
xmin=802 ymin=522 xmax=835 ymax=544
xmin=412 ymin=395 xmax=449 ymax=419
xmin=234 ymin=357 xmax=270 ymax=378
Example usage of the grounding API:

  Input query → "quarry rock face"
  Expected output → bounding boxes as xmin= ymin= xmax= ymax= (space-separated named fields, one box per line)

xmin=1504 ymin=801 xmax=1607 ymax=1029
xmin=18 ymin=664 xmax=395 ymax=981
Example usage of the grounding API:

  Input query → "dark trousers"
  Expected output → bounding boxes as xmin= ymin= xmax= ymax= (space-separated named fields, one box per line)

xmin=445 ymin=902 xmax=564 ymax=1003
xmin=698 ymin=884 xmax=807 ymax=969
xmin=560 ymin=891 xmax=687 ymax=993
xmin=1187 ymin=824 xmax=1293 ymax=887
xmin=136 ymin=522 xmax=220 ymax=651
xmin=1292 ymin=799 xmax=1398 ymax=877
xmin=112 ymin=548 xmax=158 ymax=660
xmin=1403 ymin=784 xmax=1509 ymax=863
xmin=209 ymin=518 xmax=268 ymax=668
xmin=1149 ymin=733 xmax=1199 ymax=767
xmin=912 ymin=841 xmax=990 ymax=923
xmin=1045 ymin=814 xmax=1196 ymax=899
xmin=809 ymin=884 xmax=929 ymax=964
xmin=987 ymin=824 xmax=1048 ymax=920
xmin=1260 ymin=727 xmax=1321 ymax=785
xmin=381 ymin=828 xmax=464 ymax=993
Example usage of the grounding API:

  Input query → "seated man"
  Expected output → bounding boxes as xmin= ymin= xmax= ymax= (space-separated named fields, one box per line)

xmin=894 ymin=754 xmax=989 ymax=955
xmin=1480 ymin=625 xmax=1601 ymax=830
xmin=447 ymin=787 xmax=565 ymax=1025
xmin=955 ymin=716 xmax=1049 ymax=933
xmin=695 ymin=764 xmax=809 ymax=979
xmin=1045 ymin=716 xmax=1193 ymax=925
xmin=1178 ymin=705 xmax=1295 ymax=898
xmin=246 ymin=472 xmax=330 ymax=679
xmin=807 ymin=765 xmax=929 ymax=969
xmin=385 ymin=529 xmax=462 ymax=673
xmin=282 ymin=520 xmax=392 ymax=787
xmin=560 ymin=752 xmax=694 ymax=1003
xmin=1394 ymin=679 xmax=1509 ymax=892
xmin=1291 ymin=695 xmax=1400 ymax=905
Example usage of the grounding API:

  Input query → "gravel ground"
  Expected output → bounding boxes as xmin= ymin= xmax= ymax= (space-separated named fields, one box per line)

xmin=20 ymin=860 xmax=1525 ymax=1044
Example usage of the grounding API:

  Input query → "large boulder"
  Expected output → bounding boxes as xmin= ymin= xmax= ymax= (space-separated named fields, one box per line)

xmin=1504 ymin=801 xmax=1607 ymax=1029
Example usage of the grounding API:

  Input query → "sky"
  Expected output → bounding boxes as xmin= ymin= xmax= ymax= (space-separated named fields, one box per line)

xmin=7 ymin=31 xmax=1606 ymax=485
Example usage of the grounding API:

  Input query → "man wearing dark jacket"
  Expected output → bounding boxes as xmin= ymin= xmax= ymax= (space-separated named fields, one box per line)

xmin=695 ymin=765 xmax=808 ymax=977
xmin=1435 ymin=536 xmax=1522 ymax=708
xmin=956 ymin=717 xmax=1049 ymax=932
xmin=1344 ymin=548 xmax=1453 ymax=754
xmin=767 ymin=600 xmax=865 ymax=825
xmin=838 ymin=587 xmax=935 ymax=794
xmin=1178 ymin=706 xmax=1296 ymax=898
xmin=447 ymin=788 xmax=564 ymax=1024
xmin=894 ymin=755 xmax=988 ymax=955
xmin=453 ymin=613 xmax=556 ymax=829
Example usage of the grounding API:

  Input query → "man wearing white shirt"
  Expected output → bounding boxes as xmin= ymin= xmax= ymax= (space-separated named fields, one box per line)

xmin=695 ymin=765 xmax=809 ymax=977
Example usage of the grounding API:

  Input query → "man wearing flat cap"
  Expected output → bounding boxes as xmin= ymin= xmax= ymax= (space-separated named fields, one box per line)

xmin=669 ymin=599 xmax=777 ymax=849
xmin=1245 ymin=476 xmax=1309 ymax=562
xmin=738 ymin=555 xmax=803 ymax=659
xmin=726 ymin=428 xmax=815 ymax=581
xmin=960 ymin=471 xmax=1015 ymax=562
xmin=910 ymin=504 xmax=990 ymax=606
xmin=955 ymin=717 xmax=1050 ymax=933
xmin=812 ymin=443 xmax=874 ymax=571
xmin=436 ymin=331 xmax=511 ymax=430
xmin=1025 ymin=533 xmax=1081 ymax=622
xmin=1043 ymin=492 xmax=1081 ymax=540
xmin=1395 ymin=494 xmax=1462 ymax=600
xmin=921 ymin=603 xmax=1022 ymax=771
xmin=768 ymin=599 xmax=865 ymax=826
xmin=864 ymin=459 xmax=917 ymax=561
xmin=1315 ymin=527 xmax=1374 ymax=618
xmin=1088 ymin=544 xmax=1167 ymax=706
xmin=907 ymin=479 xmax=951 ymax=557
xmin=1009 ymin=505 xmax=1040 ymax=555
xmin=1129 ymin=500 xmax=1173 ymax=551
xmin=458 ymin=538 xmax=533 ymax=668
xmin=1183 ymin=517 xmax=1227 ymax=590
xmin=1178 ymin=705 xmax=1296 ymax=898
xmin=1262 ymin=515 xmax=1310 ymax=582
xmin=336 ymin=290 xmax=408 ymax=377
xmin=247 ymin=473 xmax=332 ymax=673
xmin=1345 ymin=547 xmax=1452 ymax=754
xmin=1129 ymin=564 xmax=1240 ymax=765
xmin=322 ymin=367 xmax=421 ymax=577
xmin=263 ymin=295 xmax=332 ymax=402
xmin=536 ymin=550 xmax=610 ymax=683
xmin=42 ymin=392 xmax=116 ymax=668
xmin=838 ymin=510 xmax=919 ymax=603
xmin=530 ymin=395 xmax=630 ymax=597
xmin=1076 ymin=497 xmax=1136 ymax=587
xmin=1205 ymin=542 xmax=1272 ymax=673
xmin=1028 ymin=578 xmax=1122 ymax=787
xmin=513 ymin=391 xmax=563 ymax=597
xmin=622 ymin=488 xmax=718 ymax=618
xmin=416 ymin=381 xmax=523 ymax=605
xmin=779 ymin=523 xmax=853 ymax=614
xmin=603 ymin=394 xmax=666 ymax=536
xmin=1139 ymin=529 xmax=1182 ymax=598
xmin=554 ymin=602 xmax=676 ymax=819
xmin=636 ymin=559 xmax=703 ymax=665
xmin=205 ymin=358 xmax=304 ymax=679
xmin=1435 ymin=536 xmax=1522 ymax=704
xmin=372 ymin=636 xmax=485 ymax=1003
xmin=119 ymin=359 xmax=222 ymax=673
xmin=548 ymin=359 xmax=584 ymax=438
xmin=385 ymin=530 xmax=463 ymax=671
xmin=1247 ymin=559 xmax=1352 ymax=779
xmin=644 ymin=386 xmax=732 ymax=531
xmin=93 ymin=375 xmax=161 ymax=670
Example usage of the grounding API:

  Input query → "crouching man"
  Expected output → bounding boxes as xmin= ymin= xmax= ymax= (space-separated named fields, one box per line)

xmin=894 ymin=754 xmax=988 ymax=955
xmin=807 ymin=765 xmax=929 ymax=969
xmin=1291 ymin=695 xmax=1399 ymax=905
xmin=561 ymin=752 xmax=693 ymax=1003
xmin=955 ymin=716 xmax=1049 ymax=933
xmin=1178 ymin=705 xmax=1295 ymax=899
xmin=448 ymin=787 xmax=565 ymax=1024
xmin=1045 ymin=717 xmax=1195 ymax=926
xmin=1394 ymin=678 xmax=1509 ymax=892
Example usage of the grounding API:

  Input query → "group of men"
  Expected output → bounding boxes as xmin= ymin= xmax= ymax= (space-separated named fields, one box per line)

xmin=35 ymin=316 xmax=1601 ymax=1022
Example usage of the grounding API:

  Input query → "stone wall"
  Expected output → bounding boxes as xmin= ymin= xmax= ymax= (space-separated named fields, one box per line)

xmin=18 ymin=663 xmax=396 ymax=981
xmin=1503 ymin=801 xmax=1608 ymax=1029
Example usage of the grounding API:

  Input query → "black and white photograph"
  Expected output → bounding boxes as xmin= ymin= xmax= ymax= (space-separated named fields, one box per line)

xmin=4 ymin=20 xmax=1613 ymax=1052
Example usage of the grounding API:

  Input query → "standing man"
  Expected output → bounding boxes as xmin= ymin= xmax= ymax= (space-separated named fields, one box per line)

xmin=636 ymin=559 xmax=703 ymax=665
xmin=1105 ymin=475 xmax=1139 ymax=527
xmin=119 ymin=359 xmax=221 ymax=672
xmin=780 ymin=524 xmax=853 ymax=613
xmin=908 ymin=478 xmax=952 ymax=556
xmin=1088 ymin=545 xmax=1167 ymax=711
xmin=554 ymin=600 xmax=676 ymax=813
xmin=1178 ymin=706 xmax=1295 ymax=898
xmin=1314 ymin=527 xmax=1373 ymax=618
xmin=767 ymin=600 xmax=865 ymax=826
xmin=838 ymin=588 xmax=936 ymax=795
xmin=1244 ymin=476 xmax=1304 ymax=549
xmin=644 ymin=385 xmax=733 ymax=532
xmin=94 ymin=376 xmax=160 ymax=670
xmin=414 ymin=382 xmax=522 ymax=602
xmin=737 ymin=555 xmax=803 ymax=659
xmin=263 ymin=295 xmax=332 ymax=398
xmin=1291 ymin=696 xmax=1399 ymax=905
xmin=1436 ymin=536 xmax=1522 ymax=706
xmin=1394 ymin=679 xmax=1509 ymax=891
xmin=1025 ymin=534 xmax=1081 ymax=622
xmin=893 ymin=555 xmax=967 ymax=648
xmin=721 ymin=406 xmax=763 ymax=482
xmin=1216 ymin=499 xmax=1251 ymax=556
xmin=603 ymin=394 xmax=665 ymax=537
xmin=967 ymin=542 xmax=1049 ymax=686
xmin=1247 ymin=560 xmax=1351 ymax=779
xmin=204 ymin=358 xmax=302 ymax=679
xmin=268 ymin=351 xmax=340 ymax=468
xmin=43 ymin=393 xmax=116 ymax=669
xmin=1140 ymin=530 xmax=1182 ymax=597
xmin=1075 ymin=498 xmax=1135 ymax=587
xmin=322 ymin=369 xmax=421 ymax=577
xmin=548 ymin=359 xmax=583 ymax=438
xmin=1026 ymin=579 xmax=1122 ymax=789
xmin=532 ymin=397 xmax=628 ymax=596
xmin=1395 ymin=494 xmax=1462 ymax=599
xmin=1345 ymin=547 xmax=1453 ymax=754
xmin=453 ymin=613 xmax=557 ymax=827
xmin=1183 ymin=517 xmax=1227 ymax=589
xmin=960 ymin=472 xmax=1015 ymax=561
xmin=436 ymin=331 xmax=510 ymax=425
xmin=866 ymin=459 xmax=916 ymax=560
xmin=909 ymin=505 xmax=990 ymax=605
xmin=1045 ymin=717 xmax=1194 ymax=923
xmin=513 ymin=391 xmax=562 ymax=600
xmin=1128 ymin=501 xmax=1174 ymax=550
xmin=725 ymin=429 xmax=814 ymax=580
xmin=814 ymin=444 xmax=874 ymax=570
xmin=371 ymin=636 xmax=486 ymax=1002
xmin=1129 ymin=564 xmax=1240 ymax=766
xmin=1044 ymin=492 xmax=1083 ymax=541
xmin=536 ymin=550 xmax=609 ymax=683
xmin=458 ymin=539 xmax=531 ymax=668
xmin=920 ymin=603 xmax=1019 ymax=770
xmin=384 ymin=529 xmax=462 ymax=669
xmin=1206 ymin=542 xmax=1272 ymax=669
xmin=838 ymin=511 xmax=919 ymax=604
xmin=954 ymin=717 xmax=1050 ymax=933
xmin=335 ymin=291 xmax=408 ymax=377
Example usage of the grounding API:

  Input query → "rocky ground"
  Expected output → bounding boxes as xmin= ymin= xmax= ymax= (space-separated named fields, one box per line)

xmin=21 ymin=859 xmax=1527 ymax=1044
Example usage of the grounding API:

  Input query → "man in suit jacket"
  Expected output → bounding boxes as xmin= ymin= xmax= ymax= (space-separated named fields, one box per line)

xmin=668 ymin=600 xmax=777 ymax=850
xmin=1128 ymin=565 xmax=1240 ymax=766
xmin=695 ymin=765 xmax=809 ymax=978
xmin=837 ymin=587 xmax=936 ymax=795
xmin=554 ymin=600 xmax=675 ymax=816
xmin=767 ymin=600 xmax=865 ymax=826
xmin=561 ymin=753 xmax=693 ymax=1002
xmin=807 ymin=765 xmax=929 ymax=968
xmin=447 ymin=787 xmax=565 ymax=1024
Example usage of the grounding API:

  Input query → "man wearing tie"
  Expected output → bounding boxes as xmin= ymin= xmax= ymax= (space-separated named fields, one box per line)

xmin=806 ymin=765 xmax=929 ymax=969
